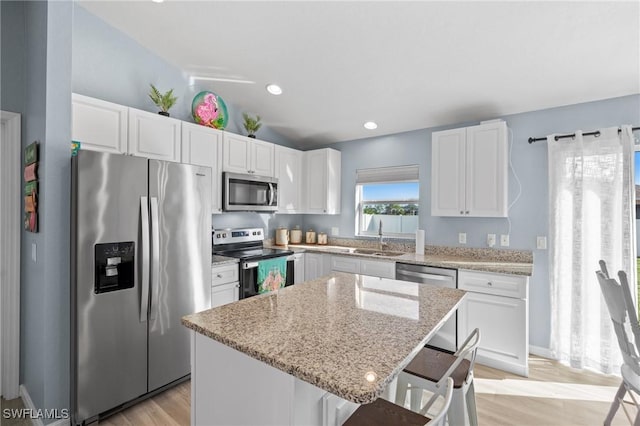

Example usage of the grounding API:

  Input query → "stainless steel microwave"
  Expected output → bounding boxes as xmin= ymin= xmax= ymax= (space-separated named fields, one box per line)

xmin=223 ymin=172 xmax=278 ymax=212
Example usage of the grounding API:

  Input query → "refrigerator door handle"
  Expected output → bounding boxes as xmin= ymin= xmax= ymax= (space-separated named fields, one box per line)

xmin=140 ymin=196 xmax=150 ymax=323
xmin=150 ymin=197 xmax=161 ymax=321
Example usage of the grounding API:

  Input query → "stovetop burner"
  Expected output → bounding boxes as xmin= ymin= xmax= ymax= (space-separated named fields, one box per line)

xmin=212 ymin=227 xmax=293 ymax=261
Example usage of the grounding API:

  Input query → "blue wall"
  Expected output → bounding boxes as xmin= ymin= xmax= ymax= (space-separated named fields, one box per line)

xmin=304 ymin=94 xmax=640 ymax=349
xmin=1 ymin=0 xmax=73 ymax=419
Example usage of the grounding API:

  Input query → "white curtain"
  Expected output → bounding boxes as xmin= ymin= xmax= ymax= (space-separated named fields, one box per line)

xmin=549 ymin=126 xmax=636 ymax=374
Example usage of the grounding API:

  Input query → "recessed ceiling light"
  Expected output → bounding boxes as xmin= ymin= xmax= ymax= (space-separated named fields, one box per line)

xmin=266 ymin=84 xmax=282 ymax=95
xmin=364 ymin=121 xmax=378 ymax=130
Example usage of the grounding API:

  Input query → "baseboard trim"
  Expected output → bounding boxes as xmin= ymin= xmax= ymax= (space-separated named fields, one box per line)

xmin=529 ymin=345 xmax=554 ymax=359
xmin=19 ymin=384 xmax=70 ymax=426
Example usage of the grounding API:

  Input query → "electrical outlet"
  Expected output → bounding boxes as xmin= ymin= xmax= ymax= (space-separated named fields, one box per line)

xmin=500 ymin=234 xmax=510 ymax=247
xmin=331 ymin=227 xmax=339 ymax=236
xmin=487 ymin=234 xmax=496 ymax=247
xmin=458 ymin=233 xmax=467 ymax=244
xmin=537 ymin=236 xmax=547 ymax=250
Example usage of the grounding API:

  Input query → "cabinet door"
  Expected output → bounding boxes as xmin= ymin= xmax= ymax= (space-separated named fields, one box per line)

xmin=465 ymin=122 xmax=508 ymax=217
xmin=72 ymin=94 xmax=128 ymax=154
xmin=182 ymin=122 xmax=223 ymax=213
xmin=331 ymin=256 xmax=360 ymax=274
xmin=275 ymin=145 xmax=303 ymax=213
xmin=222 ymin=133 xmax=251 ymax=173
xmin=431 ymin=128 xmax=466 ymax=216
xmin=360 ymin=259 xmax=395 ymax=279
xmin=128 ymin=108 xmax=181 ymax=162
xmin=325 ymin=149 xmax=341 ymax=214
xmin=251 ymin=139 xmax=275 ymax=177
xmin=293 ymin=253 xmax=305 ymax=284
xmin=458 ymin=291 xmax=528 ymax=376
xmin=305 ymin=150 xmax=328 ymax=214
xmin=304 ymin=253 xmax=322 ymax=281
xmin=211 ymin=282 xmax=240 ymax=308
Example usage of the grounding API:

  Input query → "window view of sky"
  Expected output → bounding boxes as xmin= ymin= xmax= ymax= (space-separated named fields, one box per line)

xmin=635 ymin=152 xmax=640 ymax=184
xmin=362 ymin=182 xmax=419 ymax=201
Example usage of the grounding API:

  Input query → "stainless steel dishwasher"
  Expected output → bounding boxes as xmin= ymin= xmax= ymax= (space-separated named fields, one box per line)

xmin=396 ymin=263 xmax=457 ymax=352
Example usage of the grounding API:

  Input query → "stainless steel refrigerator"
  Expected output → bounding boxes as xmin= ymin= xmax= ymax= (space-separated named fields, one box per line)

xmin=71 ymin=150 xmax=211 ymax=424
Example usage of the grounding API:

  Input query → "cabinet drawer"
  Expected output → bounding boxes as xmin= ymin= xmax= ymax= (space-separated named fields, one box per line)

xmin=212 ymin=263 xmax=239 ymax=286
xmin=458 ymin=269 xmax=528 ymax=299
xmin=331 ymin=256 xmax=360 ymax=274
xmin=360 ymin=260 xmax=395 ymax=279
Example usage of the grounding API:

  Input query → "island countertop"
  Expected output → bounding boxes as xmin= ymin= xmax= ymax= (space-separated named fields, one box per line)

xmin=182 ymin=272 xmax=466 ymax=404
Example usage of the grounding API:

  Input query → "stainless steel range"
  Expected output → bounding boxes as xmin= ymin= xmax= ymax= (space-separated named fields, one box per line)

xmin=212 ymin=227 xmax=295 ymax=299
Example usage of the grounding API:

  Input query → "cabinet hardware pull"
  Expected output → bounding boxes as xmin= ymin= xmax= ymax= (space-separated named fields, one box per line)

xmin=465 ymin=211 xmax=470 ymax=214
xmin=217 ymin=274 xmax=223 ymax=278
xmin=460 ymin=211 xmax=464 ymax=214
xmin=487 ymin=282 xmax=493 ymax=286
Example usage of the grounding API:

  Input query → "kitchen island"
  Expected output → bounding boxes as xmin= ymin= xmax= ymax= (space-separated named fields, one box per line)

xmin=182 ymin=272 xmax=466 ymax=426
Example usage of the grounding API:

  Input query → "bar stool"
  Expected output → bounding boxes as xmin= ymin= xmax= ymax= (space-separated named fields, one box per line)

xmin=395 ymin=328 xmax=481 ymax=426
xmin=343 ymin=377 xmax=454 ymax=426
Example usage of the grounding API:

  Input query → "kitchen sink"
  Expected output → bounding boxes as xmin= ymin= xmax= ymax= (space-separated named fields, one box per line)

xmin=352 ymin=248 xmax=406 ymax=257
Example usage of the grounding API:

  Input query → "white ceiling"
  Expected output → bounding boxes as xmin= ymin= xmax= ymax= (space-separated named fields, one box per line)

xmin=79 ymin=1 xmax=640 ymax=147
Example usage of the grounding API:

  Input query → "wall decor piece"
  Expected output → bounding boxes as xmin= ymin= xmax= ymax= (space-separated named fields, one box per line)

xmin=192 ymin=91 xmax=228 ymax=130
xmin=24 ymin=141 xmax=39 ymax=232
xmin=71 ymin=141 xmax=81 ymax=156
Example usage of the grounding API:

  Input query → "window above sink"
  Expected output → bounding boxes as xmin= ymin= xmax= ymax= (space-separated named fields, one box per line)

xmin=355 ymin=165 xmax=420 ymax=239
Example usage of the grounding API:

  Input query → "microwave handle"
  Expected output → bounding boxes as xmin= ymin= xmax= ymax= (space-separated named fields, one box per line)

xmin=268 ymin=183 xmax=275 ymax=206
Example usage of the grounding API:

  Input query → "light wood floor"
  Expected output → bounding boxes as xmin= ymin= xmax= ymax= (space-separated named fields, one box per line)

xmin=99 ymin=356 xmax=633 ymax=425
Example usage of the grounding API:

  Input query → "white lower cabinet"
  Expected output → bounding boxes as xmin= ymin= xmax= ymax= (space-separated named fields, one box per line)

xmin=457 ymin=269 xmax=529 ymax=376
xmin=212 ymin=263 xmax=240 ymax=308
xmin=304 ymin=253 xmax=331 ymax=281
xmin=293 ymin=253 xmax=305 ymax=284
xmin=330 ymin=255 xmax=395 ymax=279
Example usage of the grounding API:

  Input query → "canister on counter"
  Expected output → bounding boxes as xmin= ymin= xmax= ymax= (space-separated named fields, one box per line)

xmin=305 ymin=229 xmax=316 ymax=244
xmin=317 ymin=232 xmax=328 ymax=245
xmin=290 ymin=226 xmax=302 ymax=244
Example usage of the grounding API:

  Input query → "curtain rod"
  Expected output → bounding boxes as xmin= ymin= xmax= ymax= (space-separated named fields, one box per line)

xmin=528 ymin=126 xmax=640 ymax=144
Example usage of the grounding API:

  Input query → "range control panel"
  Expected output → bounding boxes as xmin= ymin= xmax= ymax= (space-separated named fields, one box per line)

xmin=213 ymin=228 xmax=263 ymax=246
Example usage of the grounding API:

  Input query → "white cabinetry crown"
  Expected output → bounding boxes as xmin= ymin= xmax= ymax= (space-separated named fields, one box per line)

xmin=431 ymin=121 xmax=508 ymax=217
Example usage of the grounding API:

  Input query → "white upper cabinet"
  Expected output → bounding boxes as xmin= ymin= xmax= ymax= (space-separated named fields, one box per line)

xmin=72 ymin=93 xmax=128 ymax=154
xmin=222 ymin=133 xmax=274 ymax=177
xmin=128 ymin=108 xmax=182 ymax=162
xmin=182 ymin=122 xmax=223 ymax=214
xmin=431 ymin=121 xmax=508 ymax=217
xmin=274 ymin=145 xmax=303 ymax=213
xmin=304 ymin=148 xmax=341 ymax=214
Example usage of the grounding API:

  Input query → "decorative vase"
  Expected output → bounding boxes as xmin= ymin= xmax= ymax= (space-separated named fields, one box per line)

xmin=191 ymin=91 xmax=229 ymax=130
xmin=158 ymin=111 xmax=170 ymax=117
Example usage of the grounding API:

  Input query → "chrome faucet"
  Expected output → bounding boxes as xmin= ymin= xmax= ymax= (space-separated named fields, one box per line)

xmin=378 ymin=220 xmax=386 ymax=251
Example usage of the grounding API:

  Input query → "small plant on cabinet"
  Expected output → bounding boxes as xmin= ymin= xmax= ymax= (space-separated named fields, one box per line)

xmin=242 ymin=113 xmax=262 ymax=138
xmin=149 ymin=84 xmax=178 ymax=116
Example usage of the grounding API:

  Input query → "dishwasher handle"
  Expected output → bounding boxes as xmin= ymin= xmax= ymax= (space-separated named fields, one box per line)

xmin=396 ymin=269 xmax=455 ymax=283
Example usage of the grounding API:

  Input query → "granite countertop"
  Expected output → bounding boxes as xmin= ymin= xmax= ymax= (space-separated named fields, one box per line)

xmin=276 ymin=243 xmax=533 ymax=276
xmin=182 ymin=272 xmax=466 ymax=404
xmin=212 ymin=255 xmax=239 ymax=266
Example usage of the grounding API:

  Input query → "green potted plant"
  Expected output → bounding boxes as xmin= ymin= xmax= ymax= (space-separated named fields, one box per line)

xmin=149 ymin=84 xmax=178 ymax=117
xmin=242 ymin=113 xmax=262 ymax=138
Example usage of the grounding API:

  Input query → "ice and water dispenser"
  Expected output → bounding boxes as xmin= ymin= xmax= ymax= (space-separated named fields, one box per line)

xmin=94 ymin=242 xmax=135 ymax=294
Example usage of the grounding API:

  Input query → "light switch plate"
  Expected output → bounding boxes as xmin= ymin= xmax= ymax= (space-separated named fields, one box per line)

xmin=500 ymin=234 xmax=510 ymax=247
xmin=537 ymin=236 xmax=547 ymax=250
xmin=487 ymin=234 xmax=496 ymax=247
xmin=331 ymin=227 xmax=339 ymax=236
xmin=31 ymin=243 xmax=37 ymax=262
xmin=458 ymin=233 xmax=467 ymax=244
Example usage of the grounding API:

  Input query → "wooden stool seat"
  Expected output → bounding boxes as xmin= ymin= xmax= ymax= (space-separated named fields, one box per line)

xmin=343 ymin=398 xmax=431 ymax=426
xmin=404 ymin=347 xmax=471 ymax=389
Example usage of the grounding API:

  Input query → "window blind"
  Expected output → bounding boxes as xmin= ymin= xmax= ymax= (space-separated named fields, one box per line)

xmin=355 ymin=165 xmax=419 ymax=184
